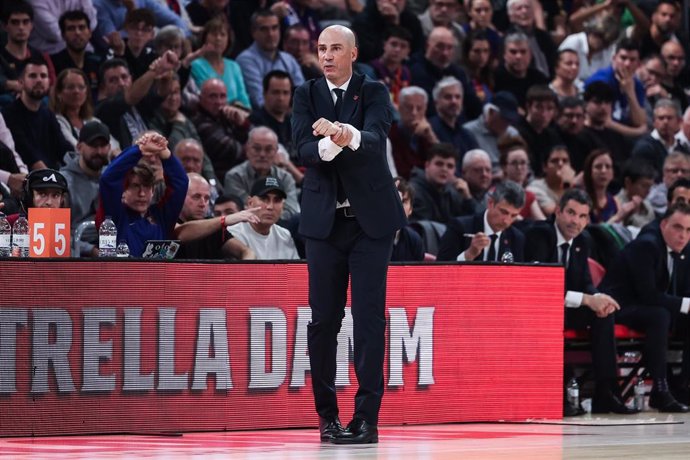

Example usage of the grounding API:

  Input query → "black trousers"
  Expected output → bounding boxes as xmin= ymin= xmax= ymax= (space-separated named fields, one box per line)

xmin=616 ymin=305 xmax=673 ymax=380
xmin=566 ymin=306 xmax=617 ymax=383
xmin=305 ymin=214 xmax=394 ymax=425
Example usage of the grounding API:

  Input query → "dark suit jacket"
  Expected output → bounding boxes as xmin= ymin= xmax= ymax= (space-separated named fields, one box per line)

xmin=524 ymin=220 xmax=596 ymax=295
xmin=436 ymin=212 xmax=525 ymax=262
xmin=292 ymin=73 xmax=407 ymax=239
xmin=599 ymin=228 xmax=690 ymax=312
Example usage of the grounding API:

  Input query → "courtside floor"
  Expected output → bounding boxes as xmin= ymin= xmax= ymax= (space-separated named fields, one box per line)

xmin=1 ymin=413 xmax=689 ymax=459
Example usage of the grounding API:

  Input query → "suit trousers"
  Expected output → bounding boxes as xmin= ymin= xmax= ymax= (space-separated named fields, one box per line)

xmin=616 ymin=305 xmax=673 ymax=380
xmin=565 ymin=306 xmax=617 ymax=382
xmin=305 ymin=213 xmax=394 ymax=425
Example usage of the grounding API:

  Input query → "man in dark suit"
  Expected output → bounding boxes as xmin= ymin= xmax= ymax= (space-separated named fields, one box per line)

xmin=437 ymin=180 xmax=526 ymax=262
xmin=600 ymin=203 xmax=690 ymax=412
xmin=525 ymin=189 xmax=637 ymax=416
xmin=292 ymin=25 xmax=407 ymax=444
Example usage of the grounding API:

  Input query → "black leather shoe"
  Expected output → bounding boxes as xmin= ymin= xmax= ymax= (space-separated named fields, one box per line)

xmin=319 ymin=417 xmax=346 ymax=442
xmin=331 ymin=418 xmax=379 ymax=444
xmin=563 ymin=401 xmax=585 ymax=417
xmin=592 ymin=391 xmax=640 ymax=414
xmin=649 ymin=390 xmax=690 ymax=413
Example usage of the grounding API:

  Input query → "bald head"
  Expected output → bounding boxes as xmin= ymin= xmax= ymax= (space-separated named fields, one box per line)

xmin=318 ymin=25 xmax=358 ymax=86
xmin=426 ymin=27 xmax=456 ymax=68
xmin=199 ymin=78 xmax=227 ymax=116
xmin=182 ymin=173 xmax=211 ymax=221
xmin=661 ymin=40 xmax=685 ymax=77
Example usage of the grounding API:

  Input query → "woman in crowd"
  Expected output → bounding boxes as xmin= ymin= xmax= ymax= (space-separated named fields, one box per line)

xmin=462 ymin=0 xmax=501 ymax=59
xmin=190 ymin=16 xmax=251 ymax=108
xmin=498 ymin=136 xmax=545 ymax=221
xmin=461 ymin=30 xmax=494 ymax=104
xmin=583 ymin=148 xmax=619 ymax=223
xmin=527 ymin=145 xmax=576 ymax=217
xmin=550 ymin=49 xmax=583 ymax=99
xmin=50 ymin=68 xmax=119 ymax=151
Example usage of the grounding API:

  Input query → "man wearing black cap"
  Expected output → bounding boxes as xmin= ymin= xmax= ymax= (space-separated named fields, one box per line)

xmin=463 ymin=91 xmax=521 ymax=175
xmin=224 ymin=176 xmax=299 ymax=260
xmin=60 ymin=121 xmax=111 ymax=257
xmin=5 ymin=168 xmax=69 ymax=226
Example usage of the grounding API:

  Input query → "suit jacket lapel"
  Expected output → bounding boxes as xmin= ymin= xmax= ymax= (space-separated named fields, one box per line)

xmin=340 ymin=73 xmax=363 ymax=122
xmin=315 ymin=78 xmax=337 ymax=120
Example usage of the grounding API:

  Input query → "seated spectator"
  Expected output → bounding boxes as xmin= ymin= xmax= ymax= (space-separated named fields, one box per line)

xmin=550 ymin=49 xmax=584 ymax=100
xmin=186 ymin=0 xmax=230 ymax=29
xmin=676 ymin=107 xmax=690 ymax=152
xmin=461 ymin=29 xmax=494 ymax=104
xmin=600 ymin=202 xmax=690 ymax=413
xmin=190 ymin=16 xmax=251 ymax=108
xmin=95 ymin=53 xmax=179 ymax=148
xmin=583 ymin=148 xmax=620 ymax=224
xmin=527 ymin=145 xmax=575 ymax=217
xmin=429 ymin=77 xmax=479 ymax=173
xmin=391 ymin=177 xmax=424 ymax=262
xmin=647 ymin=152 xmax=690 ymax=216
xmin=97 ymin=132 xmax=188 ymax=257
xmin=282 ymin=24 xmax=321 ymax=81
xmin=173 ymin=138 xmax=221 ymax=199
xmin=632 ymin=98 xmax=682 ymax=181
xmin=92 ymin=0 xmax=190 ymax=55
xmin=437 ymin=179 xmax=525 ymax=262
xmin=525 ymin=188 xmax=637 ymax=416
xmin=462 ymin=0 xmax=502 ymax=59
xmin=369 ymin=26 xmax=413 ymax=112
xmin=559 ymin=12 xmax=617 ymax=81
xmin=225 ymin=176 xmax=299 ymax=260
xmin=148 ymin=77 xmax=201 ymax=154
xmin=660 ymin=41 xmax=689 ymax=110
xmin=389 ymin=86 xmax=438 ymax=180
xmin=582 ymin=81 xmax=630 ymax=185
xmin=505 ymin=0 xmax=557 ymax=79
xmin=224 ymin=126 xmax=300 ymax=221
xmin=2 ymin=58 xmax=72 ymax=170
xmin=613 ymin=159 xmax=656 ymax=232
xmin=0 ymin=2 xmax=55 ymax=106
xmin=59 ymin=121 xmax=111 ymax=257
xmin=51 ymin=69 xmax=119 ymax=151
xmin=555 ymin=97 xmax=598 ymax=173
xmin=351 ymin=0 xmax=425 ymax=64
xmin=174 ymin=173 xmax=257 ymax=260
xmin=153 ymin=25 xmax=199 ymax=92
xmin=410 ymin=26 xmax=482 ymax=119
xmin=2 ymin=167 xmax=68 ymax=224
xmin=498 ymin=135 xmax=545 ymax=221
xmin=585 ymin=38 xmax=647 ymax=136
xmin=248 ymin=70 xmax=295 ymax=157
xmin=192 ymin=78 xmax=250 ymax=180
xmin=636 ymin=54 xmax=674 ymax=112
xmin=417 ymin=0 xmax=466 ymax=64
xmin=108 ymin=8 xmax=158 ymax=81
xmin=409 ymin=143 xmax=473 ymax=224
xmin=236 ymin=10 xmax=304 ymax=109
xmin=460 ymin=148 xmax=493 ymax=211
xmin=515 ymin=85 xmax=562 ymax=176
xmin=629 ymin=0 xmax=682 ymax=60
xmin=463 ymin=92 xmax=520 ymax=177
xmin=0 ymin=113 xmax=28 ymax=199
xmin=50 ymin=10 xmax=102 ymax=98
xmin=27 ymin=1 xmax=97 ymax=55
xmin=214 ymin=193 xmax=244 ymax=217
xmin=493 ymin=31 xmax=549 ymax=108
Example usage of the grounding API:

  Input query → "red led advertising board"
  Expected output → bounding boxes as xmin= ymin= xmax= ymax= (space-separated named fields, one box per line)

xmin=0 ymin=261 xmax=563 ymax=436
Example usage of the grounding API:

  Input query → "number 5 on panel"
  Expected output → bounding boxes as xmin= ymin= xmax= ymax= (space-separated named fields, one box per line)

xmin=28 ymin=208 xmax=71 ymax=258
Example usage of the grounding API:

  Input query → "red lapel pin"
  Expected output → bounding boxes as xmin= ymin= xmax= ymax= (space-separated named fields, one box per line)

xmin=353 ymin=95 xmax=359 ymax=101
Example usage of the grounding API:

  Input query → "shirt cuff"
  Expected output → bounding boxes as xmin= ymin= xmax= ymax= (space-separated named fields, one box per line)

xmin=565 ymin=291 xmax=584 ymax=308
xmin=318 ymin=136 xmax=342 ymax=161
xmin=456 ymin=252 xmax=467 ymax=262
xmin=681 ymin=297 xmax=690 ymax=314
xmin=342 ymin=124 xmax=361 ymax=150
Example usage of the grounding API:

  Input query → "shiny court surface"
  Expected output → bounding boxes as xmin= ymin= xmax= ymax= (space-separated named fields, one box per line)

xmin=1 ymin=414 xmax=689 ymax=459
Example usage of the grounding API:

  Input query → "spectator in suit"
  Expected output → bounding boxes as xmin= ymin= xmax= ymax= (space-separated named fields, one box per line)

xmin=525 ymin=188 xmax=637 ymax=416
xmin=437 ymin=179 xmax=525 ymax=261
xmin=409 ymin=143 xmax=473 ymax=224
xmin=648 ymin=154 xmax=690 ymax=216
xmin=600 ymin=202 xmax=690 ymax=412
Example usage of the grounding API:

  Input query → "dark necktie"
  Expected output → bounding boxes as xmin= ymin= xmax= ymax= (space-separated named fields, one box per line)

xmin=560 ymin=242 xmax=570 ymax=268
xmin=487 ymin=234 xmax=498 ymax=261
xmin=669 ymin=251 xmax=680 ymax=295
xmin=333 ymin=88 xmax=344 ymax=120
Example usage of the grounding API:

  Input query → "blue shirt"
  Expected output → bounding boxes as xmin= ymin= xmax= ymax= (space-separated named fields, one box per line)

xmin=585 ymin=65 xmax=646 ymax=126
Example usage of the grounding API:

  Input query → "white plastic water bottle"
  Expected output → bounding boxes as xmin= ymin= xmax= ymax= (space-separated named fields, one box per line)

xmin=634 ymin=377 xmax=646 ymax=412
xmin=0 ymin=212 xmax=11 ymax=257
xmin=99 ymin=216 xmax=117 ymax=257
xmin=567 ymin=377 xmax=580 ymax=409
xmin=116 ymin=241 xmax=130 ymax=258
xmin=11 ymin=214 xmax=29 ymax=257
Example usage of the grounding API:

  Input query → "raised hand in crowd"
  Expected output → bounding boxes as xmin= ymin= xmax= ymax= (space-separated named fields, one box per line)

xmin=137 ymin=132 xmax=171 ymax=160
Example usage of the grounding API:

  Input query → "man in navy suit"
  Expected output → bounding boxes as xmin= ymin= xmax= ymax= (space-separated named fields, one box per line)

xmin=292 ymin=25 xmax=407 ymax=444
xmin=525 ymin=189 xmax=637 ymax=416
xmin=437 ymin=180 xmax=526 ymax=262
xmin=601 ymin=202 xmax=690 ymax=412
